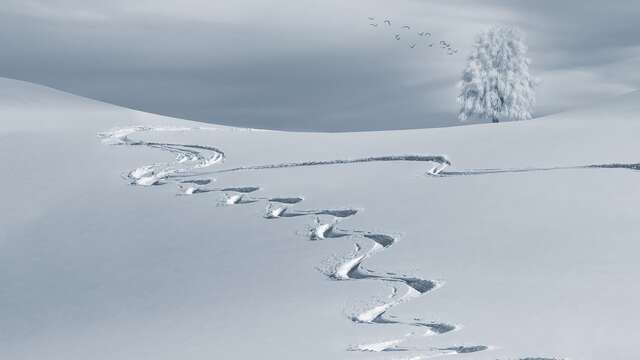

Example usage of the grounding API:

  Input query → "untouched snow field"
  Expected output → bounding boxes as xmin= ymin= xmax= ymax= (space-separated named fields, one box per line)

xmin=2 ymin=77 xmax=640 ymax=360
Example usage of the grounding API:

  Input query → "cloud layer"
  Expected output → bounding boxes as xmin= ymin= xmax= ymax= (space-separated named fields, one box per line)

xmin=0 ymin=0 xmax=638 ymax=131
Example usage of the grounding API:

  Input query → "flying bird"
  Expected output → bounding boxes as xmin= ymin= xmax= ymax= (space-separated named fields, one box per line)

xmin=425 ymin=32 xmax=432 ymax=37
xmin=402 ymin=25 xmax=411 ymax=29
xmin=384 ymin=19 xmax=391 ymax=26
xmin=428 ymin=43 xmax=433 ymax=47
xmin=370 ymin=23 xmax=378 ymax=27
xmin=394 ymin=33 xmax=401 ymax=40
xmin=417 ymin=32 xmax=425 ymax=36
xmin=368 ymin=16 xmax=375 ymax=20
xmin=409 ymin=43 xmax=416 ymax=48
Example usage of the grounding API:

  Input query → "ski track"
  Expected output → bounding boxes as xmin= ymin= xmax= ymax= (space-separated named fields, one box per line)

xmin=188 ymin=154 xmax=452 ymax=176
xmin=268 ymin=196 xmax=304 ymax=204
xmin=504 ymin=358 xmax=566 ymax=360
xmin=349 ymin=343 xmax=494 ymax=357
xmin=99 ymin=125 xmax=574 ymax=359
xmin=326 ymin=242 xmax=457 ymax=337
xmin=98 ymin=126 xmax=225 ymax=186
xmin=433 ymin=162 xmax=640 ymax=177
xmin=389 ymin=345 xmax=493 ymax=359
xmin=348 ymin=338 xmax=406 ymax=352
xmin=181 ymin=179 xmax=213 ymax=185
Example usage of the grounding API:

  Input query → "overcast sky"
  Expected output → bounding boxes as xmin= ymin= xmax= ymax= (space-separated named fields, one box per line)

xmin=1 ymin=0 xmax=639 ymax=131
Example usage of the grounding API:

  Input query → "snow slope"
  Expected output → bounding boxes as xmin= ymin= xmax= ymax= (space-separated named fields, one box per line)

xmin=2 ymin=77 xmax=640 ymax=360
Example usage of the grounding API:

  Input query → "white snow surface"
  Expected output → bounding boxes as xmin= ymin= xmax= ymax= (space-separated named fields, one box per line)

xmin=2 ymin=77 xmax=640 ymax=360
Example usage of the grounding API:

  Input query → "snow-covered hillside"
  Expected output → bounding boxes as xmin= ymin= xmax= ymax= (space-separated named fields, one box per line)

xmin=2 ymin=77 xmax=639 ymax=360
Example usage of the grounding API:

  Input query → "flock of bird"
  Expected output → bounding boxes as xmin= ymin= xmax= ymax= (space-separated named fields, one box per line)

xmin=367 ymin=17 xmax=458 ymax=55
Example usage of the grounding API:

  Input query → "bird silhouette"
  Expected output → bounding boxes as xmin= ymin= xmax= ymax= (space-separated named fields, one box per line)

xmin=364 ymin=18 xmax=455 ymax=53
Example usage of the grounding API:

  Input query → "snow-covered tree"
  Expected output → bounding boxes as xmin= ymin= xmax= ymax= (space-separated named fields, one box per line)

xmin=457 ymin=26 xmax=537 ymax=123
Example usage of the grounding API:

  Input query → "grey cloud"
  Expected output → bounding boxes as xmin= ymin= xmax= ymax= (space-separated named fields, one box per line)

xmin=0 ymin=0 xmax=638 ymax=130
